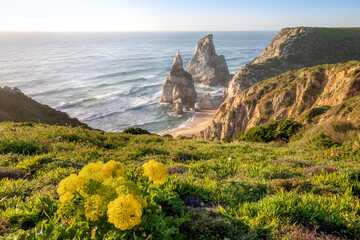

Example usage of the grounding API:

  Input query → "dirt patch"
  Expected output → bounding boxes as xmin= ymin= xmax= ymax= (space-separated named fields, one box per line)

xmin=166 ymin=166 xmax=189 ymax=175
xmin=0 ymin=168 xmax=27 ymax=180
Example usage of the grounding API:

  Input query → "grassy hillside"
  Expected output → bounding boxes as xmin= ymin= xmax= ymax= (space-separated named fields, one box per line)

xmin=0 ymin=87 xmax=88 ymax=128
xmin=1 ymin=122 xmax=360 ymax=239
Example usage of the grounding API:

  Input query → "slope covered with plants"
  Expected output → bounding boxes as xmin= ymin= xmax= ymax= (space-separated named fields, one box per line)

xmin=1 ymin=122 xmax=360 ymax=239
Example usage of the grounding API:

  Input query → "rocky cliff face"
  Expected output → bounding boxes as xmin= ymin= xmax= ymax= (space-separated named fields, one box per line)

xmin=187 ymin=34 xmax=231 ymax=86
xmin=0 ymin=86 xmax=89 ymax=128
xmin=161 ymin=50 xmax=197 ymax=112
xmin=227 ymin=27 xmax=360 ymax=96
xmin=200 ymin=61 xmax=360 ymax=140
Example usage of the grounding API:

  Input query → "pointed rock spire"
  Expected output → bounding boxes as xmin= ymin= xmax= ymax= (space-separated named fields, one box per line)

xmin=187 ymin=34 xmax=231 ymax=86
xmin=161 ymin=51 xmax=197 ymax=114
xmin=172 ymin=50 xmax=183 ymax=70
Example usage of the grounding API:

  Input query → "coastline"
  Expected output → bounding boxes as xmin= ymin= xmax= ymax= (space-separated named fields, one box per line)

xmin=162 ymin=110 xmax=216 ymax=137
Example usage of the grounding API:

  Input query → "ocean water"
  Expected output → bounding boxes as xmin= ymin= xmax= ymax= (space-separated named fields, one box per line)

xmin=0 ymin=32 xmax=276 ymax=133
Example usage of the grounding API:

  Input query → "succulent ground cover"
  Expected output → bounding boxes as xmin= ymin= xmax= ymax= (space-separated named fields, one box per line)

xmin=0 ymin=122 xmax=359 ymax=239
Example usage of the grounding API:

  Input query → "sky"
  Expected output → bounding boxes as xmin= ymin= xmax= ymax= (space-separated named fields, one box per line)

xmin=0 ymin=0 xmax=359 ymax=31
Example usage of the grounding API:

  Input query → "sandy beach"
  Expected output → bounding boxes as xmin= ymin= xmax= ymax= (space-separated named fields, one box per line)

xmin=162 ymin=110 xmax=216 ymax=137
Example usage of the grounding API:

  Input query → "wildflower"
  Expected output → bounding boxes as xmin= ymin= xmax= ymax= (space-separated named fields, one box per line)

xmin=85 ymin=195 xmax=107 ymax=221
xmin=107 ymin=194 xmax=143 ymax=230
xmin=79 ymin=161 xmax=104 ymax=181
xmin=57 ymin=174 xmax=84 ymax=195
xmin=101 ymin=160 xmax=125 ymax=179
xmin=142 ymin=160 xmax=167 ymax=185
xmin=59 ymin=192 xmax=74 ymax=202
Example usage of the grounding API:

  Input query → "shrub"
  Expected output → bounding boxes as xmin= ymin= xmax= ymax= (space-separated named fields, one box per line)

xmin=323 ymin=119 xmax=358 ymax=144
xmin=243 ymin=120 xmax=303 ymax=143
xmin=122 ymin=127 xmax=150 ymax=135
xmin=305 ymin=106 xmax=331 ymax=121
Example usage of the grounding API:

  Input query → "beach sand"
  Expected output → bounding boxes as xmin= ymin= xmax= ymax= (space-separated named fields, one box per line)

xmin=162 ymin=110 xmax=216 ymax=138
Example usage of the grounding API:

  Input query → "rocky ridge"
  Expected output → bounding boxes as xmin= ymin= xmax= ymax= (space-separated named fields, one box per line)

xmin=187 ymin=34 xmax=231 ymax=86
xmin=200 ymin=61 xmax=360 ymax=140
xmin=227 ymin=27 xmax=360 ymax=96
xmin=0 ymin=86 xmax=89 ymax=128
xmin=161 ymin=50 xmax=197 ymax=113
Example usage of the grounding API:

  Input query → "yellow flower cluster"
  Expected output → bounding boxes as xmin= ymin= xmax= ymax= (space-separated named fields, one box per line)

xmin=142 ymin=160 xmax=167 ymax=185
xmin=57 ymin=160 xmax=146 ymax=230
xmin=107 ymin=194 xmax=143 ymax=230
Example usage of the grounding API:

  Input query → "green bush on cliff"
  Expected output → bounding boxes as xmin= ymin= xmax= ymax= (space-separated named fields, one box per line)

xmin=122 ymin=127 xmax=150 ymax=135
xmin=242 ymin=120 xmax=303 ymax=143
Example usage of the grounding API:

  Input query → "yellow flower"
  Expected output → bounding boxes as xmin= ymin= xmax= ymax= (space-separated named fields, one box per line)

xmin=85 ymin=195 xmax=107 ymax=221
xmin=79 ymin=161 xmax=104 ymax=181
xmin=57 ymin=174 xmax=87 ymax=197
xmin=59 ymin=192 xmax=74 ymax=202
xmin=107 ymin=194 xmax=143 ymax=230
xmin=57 ymin=174 xmax=80 ymax=195
xmin=101 ymin=160 xmax=125 ymax=179
xmin=142 ymin=160 xmax=167 ymax=185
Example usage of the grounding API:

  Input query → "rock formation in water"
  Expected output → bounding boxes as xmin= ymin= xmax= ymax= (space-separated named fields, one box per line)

xmin=0 ymin=86 xmax=89 ymax=128
xmin=227 ymin=27 xmax=360 ymax=97
xmin=200 ymin=61 xmax=360 ymax=140
xmin=187 ymin=34 xmax=231 ymax=87
xmin=161 ymin=50 xmax=197 ymax=113
xmin=194 ymin=93 xmax=214 ymax=111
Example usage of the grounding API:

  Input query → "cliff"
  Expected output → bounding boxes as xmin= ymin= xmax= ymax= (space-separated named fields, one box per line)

xmin=0 ymin=86 xmax=89 ymax=128
xmin=200 ymin=61 xmax=360 ymax=140
xmin=227 ymin=27 xmax=360 ymax=96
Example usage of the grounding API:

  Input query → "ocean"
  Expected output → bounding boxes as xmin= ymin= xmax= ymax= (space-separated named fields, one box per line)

xmin=0 ymin=31 xmax=276 ymax=133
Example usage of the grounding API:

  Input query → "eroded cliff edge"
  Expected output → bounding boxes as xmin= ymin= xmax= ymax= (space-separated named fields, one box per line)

xmin=200 ymin=61 xmax=360 ymax=140
xmin=227 ymin=27 xmax=360 ymax=96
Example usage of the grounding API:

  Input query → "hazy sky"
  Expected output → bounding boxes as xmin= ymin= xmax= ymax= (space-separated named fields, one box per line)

xmin=1 ymin=0 xmax=359 ymax=31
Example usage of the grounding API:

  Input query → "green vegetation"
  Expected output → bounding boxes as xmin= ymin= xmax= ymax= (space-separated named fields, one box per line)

xmin=1 ymin=122 xmax=360 ymax=239
xmin=122 ymin=127 xmax=151 ymax=135
xmin=238 ymin=120 xmax=303 ymax=143
xmin=304 ymin=106 xmax=331 ymax=122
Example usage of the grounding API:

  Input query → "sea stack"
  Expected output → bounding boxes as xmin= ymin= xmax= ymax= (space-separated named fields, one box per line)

xmin=194 ymin=93 xmax=214 ymax=112
xmin=161 ymin=50 xmax=197 ymax=114
xmin=187 ymin=34 xmax=231 ymax=86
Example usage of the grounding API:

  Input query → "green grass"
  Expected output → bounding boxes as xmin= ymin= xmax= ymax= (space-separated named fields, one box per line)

xmin=0 ymin=122 xmax=359 ymax=239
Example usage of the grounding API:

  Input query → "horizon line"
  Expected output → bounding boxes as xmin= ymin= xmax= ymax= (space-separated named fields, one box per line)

xmin=0 ymin=29 xmax=281 ymax=33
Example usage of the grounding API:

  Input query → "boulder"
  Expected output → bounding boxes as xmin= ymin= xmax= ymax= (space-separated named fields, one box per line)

xmin=187 ymin=34 xmax=231 ymax=86
xmin=173 ymin=99 xmax=183 ymax=115
xmin=194 ymin=103 xmax=201 ymax=112
xmin=161 ymin=50 xmax=197 ymax=112
xmin=195 ymin=93 xmax=214 ymax=110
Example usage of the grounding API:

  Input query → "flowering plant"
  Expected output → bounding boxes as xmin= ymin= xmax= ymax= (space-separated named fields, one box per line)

xmin=55 ymin=159 xmax=186 ymax=239
xmin=57 ymin=160 xmax=146 ymax=230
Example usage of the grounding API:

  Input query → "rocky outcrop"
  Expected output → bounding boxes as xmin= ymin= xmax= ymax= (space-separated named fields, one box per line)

xmin=174 ymin=99 xmax=184 ymax=114
xmin=194 ymin=93 xmax=214 ymax=111
xmin=0 ymin=86 xmax=89 ymax=128
xmin=161 ymin=50 xmax=197 ymax=113
xmin=227 ymin=27 xmax=360 ymax=96
xmin=200 ymin=61 xmax=360 ymax=140
xmin=187 ymin=34 xmax=231 ymax=86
